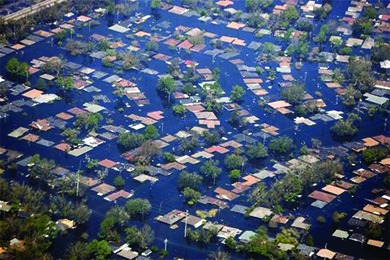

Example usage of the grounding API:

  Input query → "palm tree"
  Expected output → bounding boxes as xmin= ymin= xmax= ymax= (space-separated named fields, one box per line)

xmin=208 ymin=248 xmax=230 ymax=260
xmin=65 ymin=241 xmax=88 ymax=260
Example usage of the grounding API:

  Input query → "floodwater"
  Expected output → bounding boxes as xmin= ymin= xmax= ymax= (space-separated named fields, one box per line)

xmin=1 ymin=0 xmax=390 ymax=259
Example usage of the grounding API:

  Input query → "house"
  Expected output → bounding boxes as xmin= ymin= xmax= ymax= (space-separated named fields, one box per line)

xmin=317 ymin=249 xmax=336 ymax=259
xmin=56 ymin=219 xmax=76 ymax=230
xmin=117 ymin=248 xmax=139 ymax=260
xmin=181 ymin=215 xmax=203 ymax=228
xmin=238 ymin=231 xmax=257 ymax=243
xmin=0 ymin=201 xmax=11 ymax=212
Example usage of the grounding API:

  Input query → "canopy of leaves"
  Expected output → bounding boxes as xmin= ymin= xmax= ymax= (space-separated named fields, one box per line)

xmin=268 ymin=136 xmax=295 ymax=154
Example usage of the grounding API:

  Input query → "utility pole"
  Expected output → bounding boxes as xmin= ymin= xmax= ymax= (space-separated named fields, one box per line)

xmin=76 ymin=170 xmax=80 ymax=197
xmin=76 ymin=159 xmax=82 ymax=197
xmin=184 ymin=210 xmax=189 ymax=237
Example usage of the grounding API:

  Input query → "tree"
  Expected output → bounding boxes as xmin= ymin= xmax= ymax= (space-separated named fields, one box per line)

xmin=230 ymin=85 xmax=245 ymax=102
xmin=126 ymin=225 xmax=154 ymax=249
xmin=177 ymin=171 xmax=203 ymax=190
xmin=224 ymin=154 xmax=247 ymax=170
xmin=41 ymin=56 xmax=66 ymax=76
xmin=30 ymin=157 xmax=56 ymax=180
xmin=65 ymin=40 xmax=89 ymax=56
xmin=121 ymin=51 xmax=140 ymax=70
xmin=246 ymin=142 xmax=268 ymax=159
xmin=86 ymin=239 xmax=111 ymax=260
xmin=225 ymin=236 xmax=237 ymax=250
xmin=371 ymin=43 xmax=390 ymax=62
xmin=317 ymin=216 xmax=326 ymax=224
xmin=182 ymin=0 xmax=199 ymax=8
xmin=118 ymin=132 xmax=145 ymax=150
xmin=245 ymin=0 xmax=273 ymax=12
xmin=281 ymin=83 xmax=305 ymax=104
xmin=330 ymin=119 xmax=358 ymax=138
xmin=105 ymin=206 xmax=130 ymax=225
xmin=244 ymin=227 xmax=287 ymax=259
xmin=250 ymin=183 xmax=266 ymax=206
xmin=178 ymin=136 xmax=200 ymax=153
xmin=5 ymin=57 xmax=29 ymax=79
xmin=74 ymin=113 xmax=103 ymax=131
xmin=282 ymin=6 xmax=299 ymax=22
xmin=125 ymin=198 xmax=151 ymax=218
xmin=363 ymin=6 xmax=377 ymax=19
xmin=164 ymin=152 xmax=176 ymax=163
xmin=332 ymin=211 xmax=347 ymax=223
xmin=276 ymin=228 xmax=299 ymax=246
xmin=353 ymin=18 xmax=373 ymax=35
xmin=362 ymin=147 xmax=385 ymax=164
xmin=146 ymin=40 xmax=158 ymax=52
xmin=62 ymin=128 xmax=81 ymax=145
xmin=98 ymin=217 xmax=119 ymax=242
xmin=157 ymin=76 xmax=177 ymax=102
xmin=35 ymin=78 xmax=46 ymax=90
xmin=56 ymin=76 xmax=74 ymax=91
xmin=269 ymin=136 xmax=294 ymax=154
xmin=383 ymin=172 xmax=390 ymax=190
xmin=144 ymin=125 xmax=159 ymax=140
xmin=151 ymin=0 xmax=161 ymax=10
xmin=228 ymin=169 xmax=241 ymax=179
xmin=0 ymin=178 xmax=10 ymax=201
xmin=296 ymin=17 xmax=314 ymax=32
xmin=113 ymin=176 xmax=125 ymax=188
xmin=200 ymin=159 xmax=222 ymax=185
xmin=203 ymin=130 xmax=220 ymax=145
xmin=314 ymin=3 xmax=332 ymax=20
xmin=172 ymin=104 xmax=186 ymax=116
xmin=305 ymin=234 xmax=314 ymax=246
xmin=347 ymin=59 xmax=375 ymax=92
xmin=208 ymin=248 xmax=230 ymax=260
xmin=70 ymin=204 xmax=91 ymax=224
xmin=65 ymin=242 xmax=89 ymax=260
xmin=365 ymin=222 xmax=382 ymax=239
xmin=18 ymin=214 xmax=57 ymax=259
xmin=183 ymin=187 xmax=201 ymax=202
xmin=314 ymin=24 xmax=329 ymax=43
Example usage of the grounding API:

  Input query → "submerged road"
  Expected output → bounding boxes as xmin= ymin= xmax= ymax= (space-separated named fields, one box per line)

xmin=3 ymin=0 xmax=68 ymax=22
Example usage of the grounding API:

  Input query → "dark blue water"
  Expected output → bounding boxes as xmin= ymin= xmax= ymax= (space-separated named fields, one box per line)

xmin=1 ymin=0 xmax=390 ymax=259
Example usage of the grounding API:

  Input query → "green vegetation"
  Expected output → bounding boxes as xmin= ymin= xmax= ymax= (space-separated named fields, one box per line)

xmin=224 ymin=154 xmax=248 ymax=170
xmin=6 ymin=57 xmax=29 ymax=80
xmin=172 ymin=104 xmax=186 ymax=116
xmin=113 ymin=176 xmax=125 ymax=188
xmin=158 ymin=76 xmax=177 ymax=102
xmin=177 ymin=171 xmax=203 ymax=190
xmin=268 ymin=136 xmax=295 ymax=154
xmin=246 ymin=142 xmax=268 ymax=159
xmin=56 ymin=76 xmax=74 ymax=91
xmin=228 ymin=169 xmax=241 ymax=179
xmin=200 ymin=159 xmax=222 ymax=185
xmin=118 ymin=132 xmax=145 ymax=150
xmin=125 ymin=198 xmax=152 ymax=218
xmin=230 ymin=85 xmax=246 ymax=102
xmin=281 ymin=83 xmax=305 ymax=104
xmin=144 ymin=125 xmax=159 ymax=140
xmin=125 ymin=225 xmax=154 ymax=249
